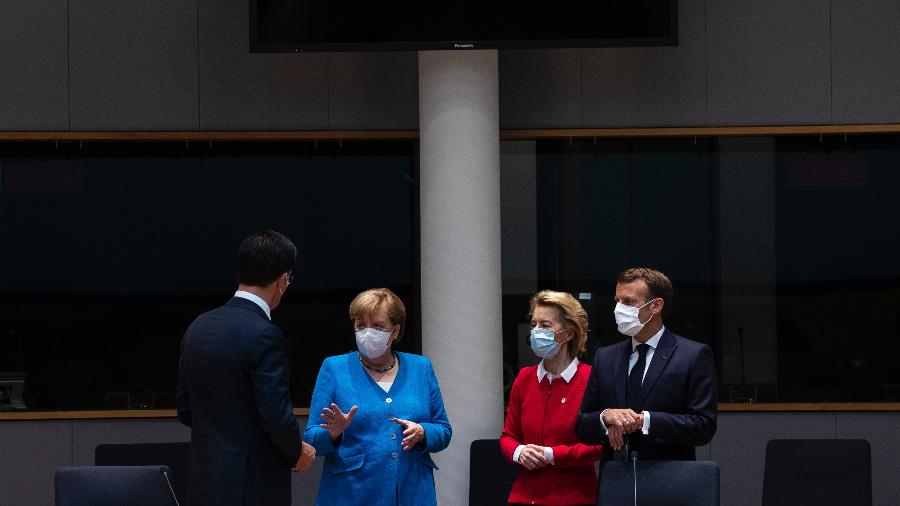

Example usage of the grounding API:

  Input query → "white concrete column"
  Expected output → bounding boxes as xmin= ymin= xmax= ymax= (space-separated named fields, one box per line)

xmin=418 ymin=50 xmax=503 ymax=506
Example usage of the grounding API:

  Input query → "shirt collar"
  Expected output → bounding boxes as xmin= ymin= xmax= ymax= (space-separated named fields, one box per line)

xmin=537 ymin=357 xmax=580 ymax=383
xmin=234 ymin=290 xmax=272 ymax=320
xmin=631 ymin=326 xmax=665 ymax=352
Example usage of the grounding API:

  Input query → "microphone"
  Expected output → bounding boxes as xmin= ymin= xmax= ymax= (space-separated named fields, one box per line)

xmin=623 ymin=434 xmax=630 ymax=463
xmin=161 ymin=469 xmax=181 ymax=506
xmin=631 ymin=450 xmax=639 ymax=506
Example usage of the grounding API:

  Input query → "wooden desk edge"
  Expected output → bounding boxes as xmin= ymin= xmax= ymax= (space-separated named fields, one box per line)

xmin=0 ymin=407 xmax=311 ymax=421
xmin=4 ymin=404 xmax=900 ymax=420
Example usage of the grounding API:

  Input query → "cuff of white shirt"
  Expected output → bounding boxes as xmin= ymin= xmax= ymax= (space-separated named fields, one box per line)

xmin=600 ymin=408 xmax=609 ymax=434
xmin=544 ymin=446 xmax=554 ymax=464
xmin=641 ymin=411 xmax=650 ymax=434
xmin=513 ymin=444 xmax=525 ymax=463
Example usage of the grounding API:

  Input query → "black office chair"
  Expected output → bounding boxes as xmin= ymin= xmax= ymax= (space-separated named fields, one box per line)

xmin=762 ymin=439 xmax=871 ymax=506
xmin=55 ymin=465 xmax=178 ymax=506
xmin=469 ymin=439 xmax=519 ymax=506
xmin=95 ymin=442 xmax=189 ymax=505
xmin=599 ymin=460 xmax=719 ymax=506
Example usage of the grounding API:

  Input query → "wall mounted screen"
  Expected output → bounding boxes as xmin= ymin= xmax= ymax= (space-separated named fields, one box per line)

xmin=250 ymin=0 xmax=677 ymax=52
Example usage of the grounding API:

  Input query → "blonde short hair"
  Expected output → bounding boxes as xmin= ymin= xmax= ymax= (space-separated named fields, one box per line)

xmin=349 ymin=288 xmax=407 ymax=341
xmin=529 ymin=290 xmax=589 ymax=359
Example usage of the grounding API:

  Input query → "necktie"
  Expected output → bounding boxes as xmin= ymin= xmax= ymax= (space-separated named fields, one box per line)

xmin=627 ymin=343 xmax=650 ymax=410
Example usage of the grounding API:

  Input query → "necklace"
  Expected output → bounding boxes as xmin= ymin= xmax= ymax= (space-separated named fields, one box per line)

xmin=358 ymin=352 xmax=397 ymax=373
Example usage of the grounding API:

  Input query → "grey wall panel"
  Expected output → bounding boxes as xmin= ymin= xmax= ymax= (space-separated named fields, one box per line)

xmin=711 ymin=412 xmax=835 ymax=506
xmin=581 ymin=0 xmax=707 ymax=127
xmin=68 ymin=0 xmax=199 ymax=130
xmin=0 ymin=0 xmax=69 ymax=131
xmin=499 ymin=49 xmax=582 ymax=129
xmin=707 ymin=0 xmax=831 ymax=126
xmin=831 ymin=1 xmax=900 ymax=124
xmin=836 ymin=413 xmax=900 ymax=506
xmin=71 ymin=418 xmax=190 ymax=465
xmin=328 ymin=52 xmax=418 ymax=130
xmin=0 ymin=420 xmax=72 ymax=506
xmin=198 ymin=0 xmax=328 ymax=130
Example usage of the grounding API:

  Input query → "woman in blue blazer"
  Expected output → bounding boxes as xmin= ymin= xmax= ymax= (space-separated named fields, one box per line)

xmin=304 ymin=288 xmax=452 ymax=506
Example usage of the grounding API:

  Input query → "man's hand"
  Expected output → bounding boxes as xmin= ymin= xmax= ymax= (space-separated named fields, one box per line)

xmin=517 ymin=445 xmax=550 ymax=470
xmin=292 ymin=442 xmax=316 ymax=473
xmin=319 ymin=403 xmax=358 ymax=442
xmin=602 ymin=408 xmax=643 ymax=450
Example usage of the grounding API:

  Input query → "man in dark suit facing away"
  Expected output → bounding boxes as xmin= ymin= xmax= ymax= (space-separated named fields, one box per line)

xmin=177 ymin=230 xmax=315 ymax=505
xmin=577 ymin=267 xmax=717 ymax=462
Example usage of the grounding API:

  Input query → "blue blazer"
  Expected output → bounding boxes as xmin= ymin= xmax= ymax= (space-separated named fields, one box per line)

xmin=576 ymin=329 xmax=717 ymax=461
xmin=304 ymin=352 xmax=452 ymax=506
xmin=177 ymin=297 xmax=302 ymax=506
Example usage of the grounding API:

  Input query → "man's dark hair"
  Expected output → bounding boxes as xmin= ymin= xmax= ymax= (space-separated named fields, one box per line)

xmin=618 ymin=267 xmax=674 ymax=318
xmin=237 ymin=230 xmax=297 ymax=287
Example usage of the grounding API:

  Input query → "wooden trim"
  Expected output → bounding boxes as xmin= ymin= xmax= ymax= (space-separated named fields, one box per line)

xmin=0 ymin=407 xmax=311 ymax=421
xmin=4 ymin=404 xmax=900 ymax=420
xmin=0 ymin=131 xmax=418 ymax=141
xmin=500 ymin=124 xmax=900 ymax=139
xmin=718 ymin=403 xmax=900 ymax=412
xmin=2 ymin=124 xmax=900 ymax=142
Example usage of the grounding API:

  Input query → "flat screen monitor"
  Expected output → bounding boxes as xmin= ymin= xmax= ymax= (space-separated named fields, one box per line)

xmin=250 ymin=0 xmax=677 ymax=52
xmin=0 ymin=372 xmax=26 ymax=410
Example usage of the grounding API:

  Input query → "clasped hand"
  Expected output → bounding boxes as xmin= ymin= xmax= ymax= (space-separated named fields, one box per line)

xmin=602 ymin=408 xmax=644 ymax=450
xmin=518 ymin=444 xmax=551 ymax=470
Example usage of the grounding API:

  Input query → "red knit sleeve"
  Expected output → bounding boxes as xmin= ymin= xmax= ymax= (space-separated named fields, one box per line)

xmin=499 ymin=368 xmax=530 ymax=463
xmin=550 ymin=442 xmax=603 ymax=467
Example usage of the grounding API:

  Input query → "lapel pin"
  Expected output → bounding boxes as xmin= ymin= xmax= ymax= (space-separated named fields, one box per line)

xmin=561 ymin=397 xmax=567 ymax=404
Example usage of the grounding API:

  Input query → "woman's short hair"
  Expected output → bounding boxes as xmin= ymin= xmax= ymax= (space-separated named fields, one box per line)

xmin=529 ymin=290 xmax=589 ymax=359
xmin=349 ymin=288 xmax=407 ymax=341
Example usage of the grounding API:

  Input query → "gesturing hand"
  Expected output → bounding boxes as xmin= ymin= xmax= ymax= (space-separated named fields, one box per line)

xmin=518 ymin=445 xmax=550 ymax=470
xmin=292 ymin=441 xmax=316 ymax=473
xmin=390 ymin=417 xmax=425 ymax=451
xmin=319 ymin=403 xmax=358 ymax=441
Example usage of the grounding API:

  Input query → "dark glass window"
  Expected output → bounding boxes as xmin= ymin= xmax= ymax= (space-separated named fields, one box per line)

xmin=502 ymin=135 xmax=900 ymax=403
xmin=0 ymin=140 xmax=418 ymax=410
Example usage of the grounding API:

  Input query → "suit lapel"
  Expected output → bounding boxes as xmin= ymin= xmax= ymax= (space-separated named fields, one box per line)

xmin=635 ymin=329 xmax=677 ymax=410
xmin=614 ymin=340 xmax=631 ymax=408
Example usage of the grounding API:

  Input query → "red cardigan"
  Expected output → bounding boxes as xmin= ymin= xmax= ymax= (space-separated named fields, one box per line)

xmin=500 ymin=361 xmax=603 ymax=505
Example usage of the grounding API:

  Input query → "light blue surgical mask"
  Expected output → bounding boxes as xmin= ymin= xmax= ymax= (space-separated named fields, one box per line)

xmin=530 ymin=328 xmax=562 ymax=359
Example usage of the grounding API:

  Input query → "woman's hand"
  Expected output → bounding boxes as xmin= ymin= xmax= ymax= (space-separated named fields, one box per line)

xmin=319 ymin=403 xmax=358 ymax=441
xmin=391 ymin=417 xmax=425 ymax=451
xmin=518 ymin=444 xmax=551 ymax=470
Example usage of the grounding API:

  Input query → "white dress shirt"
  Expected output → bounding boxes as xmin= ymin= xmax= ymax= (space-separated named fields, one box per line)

xmin=234 ymin=290 xmax=272 ymax=320
xmin=601 ymin=326 xmax=666 ymax=435
xmin=513 ymin=357 xmax=580 ymax=466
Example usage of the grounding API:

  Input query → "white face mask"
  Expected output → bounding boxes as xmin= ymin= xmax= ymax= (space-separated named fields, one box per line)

xmin=614 ymin=299 xmax=656 ymax=337
xmin=355 ymin=327 xmax=393 ymax=359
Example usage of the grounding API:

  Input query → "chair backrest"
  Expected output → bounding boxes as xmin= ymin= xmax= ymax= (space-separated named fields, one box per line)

xmin=762 ymin=439 xmax=871 ymax=506
xmin=55 ymin=465 xmax=177 ymax=506
xmin=95 ymin=442 xmax=189 ymax=505
xmin=469 ymin=439 xmax=519 ymax=506
xmin=599 ymin=460 xmax=719 ymax=506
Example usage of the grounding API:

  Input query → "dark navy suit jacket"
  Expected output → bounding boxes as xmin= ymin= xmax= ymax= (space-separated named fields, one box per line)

xmin=576 ymin=329 xmax=717 ymax=461
xmin=177 ymin=297 xmax=302 ymax=506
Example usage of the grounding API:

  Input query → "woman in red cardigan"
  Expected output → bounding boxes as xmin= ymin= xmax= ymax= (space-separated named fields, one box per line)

xmin=500 ymin=290 xmax=604 ymax=505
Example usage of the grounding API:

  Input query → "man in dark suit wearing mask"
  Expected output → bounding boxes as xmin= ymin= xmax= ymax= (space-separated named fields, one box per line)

xmin=577 ymin=267 xmax=717 ymax=462
xmin=177 ymin=230 xmax=315 ymax=505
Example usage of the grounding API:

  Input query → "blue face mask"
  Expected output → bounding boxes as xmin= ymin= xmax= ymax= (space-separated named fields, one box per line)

xmin=530 ymin=328 xmax=562 ymax=359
